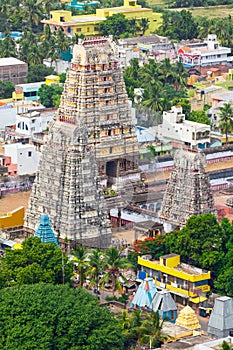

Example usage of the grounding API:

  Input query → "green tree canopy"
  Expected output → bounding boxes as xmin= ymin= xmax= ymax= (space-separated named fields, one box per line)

xmin=0 ymin=80 xmax=15 ymax=99
xmin=38 ymin=84 xmax=63 ymax=107
xmin=26 ymin=64 xmax=56 ymax=83
xmin=0 ymin=284 xmax=124 ymax=350
xmin=218 ymin=103 xmax=233 ymax=144
xmin=188 ymin=110 xmax=211 ymax=125
xmin=0 ymin=236 xmax=73 ymax=287
xmin=157 ymin=10 xmax=198 ymax=41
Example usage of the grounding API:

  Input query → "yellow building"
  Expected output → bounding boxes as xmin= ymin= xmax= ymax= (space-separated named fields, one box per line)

xmin=41 ymin=0 xmax=162 ymax=37
xmin=0 ymin=206 xmax=25 ymax=229
xmin=138 ymin=253 xmax=211 ymax=305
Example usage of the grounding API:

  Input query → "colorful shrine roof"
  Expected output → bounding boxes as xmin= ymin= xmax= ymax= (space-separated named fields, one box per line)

xmin=130 ymin=277 xmax=157 ymax=309
xmin=34 ymin=214 xmax=59 ymax=246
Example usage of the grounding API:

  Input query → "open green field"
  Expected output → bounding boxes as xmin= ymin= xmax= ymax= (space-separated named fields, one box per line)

xmin=188 ymin=5 xmax=233 ymax=18
xmin=147 ymin=0 xmax=233 ymax=20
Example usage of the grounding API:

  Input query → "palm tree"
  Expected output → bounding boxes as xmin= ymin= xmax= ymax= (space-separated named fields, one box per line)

xmin=221 ymin=341 xmax=233 ymax=350
xmin=72 ymin=245 xmax=90 ymax=287
xmin=139 ymin=18 xmax=149 ymax=36
xmin=218 ymin=103 xmax=233 ymax=144
xmin=21 ymin=0 xmax=44 ymax=28
xmin=88 ymin=249 xmax=106 ymax=291
xmin=55 ymin=29 xmax=71 ymax=57
xmin=100 ymin=247 xmax=130 ymax=295
xmin=172 ymin=61 xmax=188 ymax=91
xmin=0 ymin=35 xmax=17 ymax=58
xmin=137 ymin=311 xmax=169 ymax=348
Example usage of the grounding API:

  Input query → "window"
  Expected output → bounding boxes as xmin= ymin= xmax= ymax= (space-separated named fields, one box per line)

xmin=87 ymin=27 xmax=90 ymax=33
xmin=76 ymin=28 xmax=81 ymax=32
xmin=28 ymin=151 xmax=32 ymax=157
xmin=60 ymin=16 xmax=65 ymax=22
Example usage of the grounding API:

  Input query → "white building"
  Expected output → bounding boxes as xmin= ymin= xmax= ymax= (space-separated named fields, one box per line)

xmin=157 ymin=106 xmax=211 ymax=149
xmin=3 ymin=143 xmax=41 ymax=175
xmin=16 ymin=110 xmax=53 ymax=137
xmin=178 ymin=34 xmax=233 ymax=67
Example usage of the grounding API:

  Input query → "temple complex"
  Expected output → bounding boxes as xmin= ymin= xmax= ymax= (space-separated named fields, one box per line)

xmin=160 ymin=149 xmax=216 ymax=227
xmin=25 ymin=36 xmax=140 ymax=247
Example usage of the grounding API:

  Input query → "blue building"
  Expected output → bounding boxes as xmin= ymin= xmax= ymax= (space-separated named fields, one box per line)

xmin=34 ymin=214 xmax=59 ymax=246
xmin=66 ymin=0 xmax=99 ymax=11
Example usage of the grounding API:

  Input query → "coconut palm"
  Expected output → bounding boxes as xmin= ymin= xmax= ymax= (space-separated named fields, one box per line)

xmin=218 ymin=103 xmax=233 ymax=144
xmin=139 ymin=18 xmax=149 ymax=36
xmin=137 ymin=311 xmax=169 ymax=348
xmin=0 ymin=30 xmax=17 ymax=58
xmin=100 ymin=247 xmax=130 ymax=295
xmin=88 ymin=249 xmax=106 ymax=291
xmin=72 ymin=245 xmax=90 ymax=287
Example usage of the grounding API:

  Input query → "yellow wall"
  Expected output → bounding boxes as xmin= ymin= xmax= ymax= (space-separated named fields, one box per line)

xmin=160 ymin=254 xmax=180 ymax=268
xmin=45 ymin=75 xmax=60 ymax=85
xmin=50 ymin=10 xmax=72 ymax=22
xmin=0 ymin=207 xmax=25 ymax=229
xmin=138 ymin=256 xmax=211 ymax=283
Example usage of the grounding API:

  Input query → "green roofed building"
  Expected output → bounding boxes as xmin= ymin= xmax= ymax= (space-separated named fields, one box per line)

xmin=34 ymin=214 xmax=60 ymax=247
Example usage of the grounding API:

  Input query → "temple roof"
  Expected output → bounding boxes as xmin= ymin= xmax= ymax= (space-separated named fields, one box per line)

xmin=208 ymin=296 xmax=233 ymax=331
xmin=130 ymin=277 xmax=157 ymax=309
xmin=151 ymin=290 xmax=177 ymax=312
xmin=176 ymin=305 xmax=200 ymax=330
xmin=34 ymin=214 xmax=59 ymax=246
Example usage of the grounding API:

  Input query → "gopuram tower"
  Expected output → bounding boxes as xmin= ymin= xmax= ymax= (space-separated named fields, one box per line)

xmin=160 ymin=149 xmax=216 ymax=227
xmin=24 ymin=124 xmax=112 ymax=248
xmin=59 ymin=36 xmax=139 ymax=187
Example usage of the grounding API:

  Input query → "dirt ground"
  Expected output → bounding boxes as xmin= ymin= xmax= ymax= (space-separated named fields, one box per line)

xmin=0 ymin=191 xmax=31 ymax=213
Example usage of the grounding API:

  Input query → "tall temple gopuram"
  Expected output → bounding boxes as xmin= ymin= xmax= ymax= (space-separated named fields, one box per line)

xmin=61 ymin=36 xmax=139 ymax=187
xmin=159 ymin=149 xmax=216 ymax=227
xmin=25 ymin=36 xmax=140 ymax=247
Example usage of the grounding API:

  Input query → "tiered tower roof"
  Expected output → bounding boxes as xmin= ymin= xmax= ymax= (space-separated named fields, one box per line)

xmin=176 ymin=305 xmax=200 ymax=330
xmin=34 ymin=214 xmax=59 ymax=246
xmin=160 ymin=149 xmax=216 ymax=226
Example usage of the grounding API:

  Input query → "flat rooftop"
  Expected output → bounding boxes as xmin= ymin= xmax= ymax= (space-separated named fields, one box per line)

xmin=0 ymin=57 xmax=27 ymax=66
xmin=140 ymin=255 xmax=209 ymax=276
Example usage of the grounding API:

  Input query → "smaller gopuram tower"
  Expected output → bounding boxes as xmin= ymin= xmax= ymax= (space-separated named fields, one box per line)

xmin=160 ymin=149 xmax=216 ymax=227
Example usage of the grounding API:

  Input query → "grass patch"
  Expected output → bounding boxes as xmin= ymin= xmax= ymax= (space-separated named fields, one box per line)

xmin=190 ymin=5 xmax=233 ymax=19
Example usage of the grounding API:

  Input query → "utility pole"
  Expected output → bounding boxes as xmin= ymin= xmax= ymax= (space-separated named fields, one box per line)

xmin=62 ymin=251 xmax=65 ymax=285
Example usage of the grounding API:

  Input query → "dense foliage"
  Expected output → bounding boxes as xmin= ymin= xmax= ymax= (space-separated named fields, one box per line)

xmin=0 ymin=80 xmax=15 ymax=99
xmin=38 ymin=84 xmax=64 ymax=107
xmin=0 ymin=237 xmax=73 ymax=287
xmin=26 ymin=64 xmax=56 ymax=83
xmin=156 ymin=10 xmax=198 ymax=40
xmin=98 ymin=13 xmax=149 ymax=39
xmin=123 ymin=58 xmax=188 ymax=124
xmin=0 ymin=284 xmax=124 ymax=350
xmin=170 ymin=0 xmax=232 ymax=7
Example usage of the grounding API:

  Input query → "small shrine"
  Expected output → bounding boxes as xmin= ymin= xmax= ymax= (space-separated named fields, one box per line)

xmin=34 ymin=214 xmax=59 ymax=246
xmin=151 ymin=290 xmax=177 ymax=323
xmin=176 ymin=305 xmax=200 ymax=330
xmin=130 ymin=277 xmax=157 ymax=310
